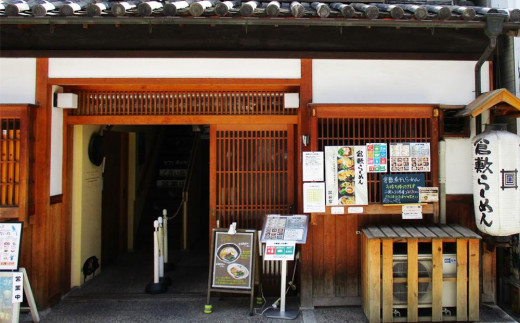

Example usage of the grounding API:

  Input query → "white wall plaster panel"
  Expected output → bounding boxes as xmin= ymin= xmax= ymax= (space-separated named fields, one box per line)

xmin=445 ymin=138 xmax=473 ymax=194
xmin=50 ymin=86 xmax=64 ymax=196
xmin=313 ymin=60 xmax=490 ymax=105
xmin=49 ymin=58 xmax=301 ymax=79
xmin=0 ymin=58 xmax=36 ymax=104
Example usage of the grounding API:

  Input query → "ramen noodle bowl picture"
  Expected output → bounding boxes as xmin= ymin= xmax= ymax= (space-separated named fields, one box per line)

xmin=337 ymin=157 xmax=354 ymax=170
xmin=337 ymin=147 xmax=353 ymax=157
xmin=227 ymin=263 xmax=249 ymax=279
xmin=217 ymin=244 xmax=241 ymax=263
xmin=339 ymin=196 xmax=355 ymax=205
xmin=338 ymin=169 xmax=355 ymax=181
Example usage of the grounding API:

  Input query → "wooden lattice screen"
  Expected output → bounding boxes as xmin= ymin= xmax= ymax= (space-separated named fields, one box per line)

xmin=0 ymin=105 xmax=30 ymax=220
xmin=72 ymin=90 xmax=296 ymax=116
xmin=314 ymin=105 xmax=438 ymax=205
xmin=1 ymin=119 xmax=20 ymax=207
xmin=211 ymin=125 xmax=295 ymax=230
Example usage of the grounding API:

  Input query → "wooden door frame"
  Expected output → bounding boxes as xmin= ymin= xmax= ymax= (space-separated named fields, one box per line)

xmin=54 ymin=76 xmax=305 ymax=295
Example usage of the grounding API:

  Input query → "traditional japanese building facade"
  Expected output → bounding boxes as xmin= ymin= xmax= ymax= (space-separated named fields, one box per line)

xmin=1 ymin=0 xmax=519 ymax=316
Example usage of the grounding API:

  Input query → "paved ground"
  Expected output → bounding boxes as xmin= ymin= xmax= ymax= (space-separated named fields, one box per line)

xmin=21 ymin=248 xmax=519 ymax=323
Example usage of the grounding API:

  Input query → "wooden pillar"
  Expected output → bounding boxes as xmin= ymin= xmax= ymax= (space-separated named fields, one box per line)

xmin=468 ymin=239 xmax=480 ymax=321
xmin=431 ymin=239 xmax=443 ymax=321
xmin=381 ymin=239 xmax=393 ymax=322
xmin=32 ymin=58 xmax=51 ymax=309
xmin=407 ymin=239 xmax=418 ymax=322
xmin=456 ymin=239 xmax=468 ymax=321
xmin=299 ymin=59 xmax=314 ymax=308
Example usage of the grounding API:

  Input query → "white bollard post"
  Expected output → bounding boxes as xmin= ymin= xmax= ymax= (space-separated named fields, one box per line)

xmin=158 ymin=216 xmax=164 ymax=279
xmin=153 ymin=220 xmax=160 ymax=284
xmin=163 ymin=209 xmax=169 ymax=264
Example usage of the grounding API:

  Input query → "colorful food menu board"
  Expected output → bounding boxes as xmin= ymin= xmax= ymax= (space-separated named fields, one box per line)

xmin=211 ymin=231 xmax=254 ymax=290
xmin=325 ymin=146 xmax=368 ymax=206
xmin=367 ymin=143 xmax=388 ymax=173
xmin=390 ymin=142 xmax=431 ymax=172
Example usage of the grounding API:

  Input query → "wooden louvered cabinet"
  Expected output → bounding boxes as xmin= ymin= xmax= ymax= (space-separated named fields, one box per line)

xmin=0 ymin=105 xmax=31 ymax=221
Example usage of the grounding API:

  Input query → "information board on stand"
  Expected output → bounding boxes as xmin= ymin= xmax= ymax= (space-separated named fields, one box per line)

xmin=206 ymin=229 xmax=257 ymax=315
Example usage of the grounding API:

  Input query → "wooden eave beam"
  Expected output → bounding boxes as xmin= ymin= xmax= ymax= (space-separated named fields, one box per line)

xmin=455 ymin=88 xmax=520 ymax=118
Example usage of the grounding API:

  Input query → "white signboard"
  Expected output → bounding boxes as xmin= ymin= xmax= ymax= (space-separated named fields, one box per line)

xmin=264 ymin=241 xmax=296 ymax=261
xmin=419 ymin=187 xmax=439 ymax=203
xmin=0 ymin=223 xmax=22 ymax=271
xmin=325 ymin=146 xmax=368 ymax=206
xmin=302 ymin=151 xmax=324 ymax=182
xmin=303 ymin=182 xmax=325 ymax=213
xmin=402 ymin=205 xmax=423 ymax=220
xmin=390 ymin=142 xmax=431 ymax=172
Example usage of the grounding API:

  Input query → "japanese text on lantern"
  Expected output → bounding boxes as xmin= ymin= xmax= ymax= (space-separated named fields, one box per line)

xmin=474 ymin=138 xmax=494 ymax=227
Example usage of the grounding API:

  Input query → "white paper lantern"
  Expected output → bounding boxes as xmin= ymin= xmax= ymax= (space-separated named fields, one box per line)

xmin=472 ymin=124 xmax=520 ymax=236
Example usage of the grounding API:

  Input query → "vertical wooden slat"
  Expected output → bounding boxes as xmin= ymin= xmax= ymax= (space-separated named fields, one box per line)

xmin=456 ymin=239 xmax=468 ymax=321
xmin=368 ymin=238 xmax=381 ymax=323
xmin=361 ymin=233 xmax=368 ymax=318
xmin=431 ymin=239 xmax=443 ymax=321
xmin=335 ymin=213 xmax=348 ymax=297
xmin=407 ymin=238 xmax=418 ymax=322
xmin=382 ymin=239 xmax=393 ymax=322
xmin=468 ymin=239 xmax=479 ymax=321
xmin=323 ymin=213 xmax=336 ymax=297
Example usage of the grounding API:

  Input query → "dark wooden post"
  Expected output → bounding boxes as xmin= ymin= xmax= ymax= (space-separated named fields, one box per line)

xmin=31 ymin=0 xmax=65 ymax=17
xmin=265 ymin=1 xmax=280 ymax=17
xmin=425 ymin=5 xmax=451 ymax=20
xmin=311 ymin=2 xmax=330 ymax=18
xmin=215 ymin=1 xmax=238 ymax=17
xmin=450 ymin=6 xmax=476 ymax=21
xmin=375 ymin=4 xmax=404 ymax=19
xmin=400 ymin=4 xmax=428 ymax=20
xmin=86 ymin=2 xmax=111 ymax=17
xmin=351 ymin=3 xmax=379 ymax=19
xmin=189 ymin=0 xmax=217 ymax=17
xmin=239 ymin=1 xmax=259 ymax=17
xmin=111 ymin=1 xmax=140 ymax=17
xmin=330 ymin=3 xmax=355 ymax=18
xmin=138 ymin=1 xmax=163 ymax=16
xmin=164 ymin=0 xmax=193 ymax=16
xmin=289 ymin=1 xmax=304 ymax=18
xmin=59 ymin=0 xmax=92 ymax=16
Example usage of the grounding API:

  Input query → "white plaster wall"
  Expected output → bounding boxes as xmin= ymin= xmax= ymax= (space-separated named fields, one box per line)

xmin=50 ymin=86 xmax=64 ymax=196
xmin=490 ymin=0 xmax=520 ymax=8
xmin=445 ymin=138 xmax=473 ymax=194
xmin=312 ymin=60 xmax=490 ymax=105
xmin=49 ymin=58 xmax=301 ymax=79
xmin=0 ymin=58 xmax=36 ymax=104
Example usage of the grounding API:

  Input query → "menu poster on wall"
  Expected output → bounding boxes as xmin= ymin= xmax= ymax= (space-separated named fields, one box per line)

xmin=366 ymin=143 xmax=388 ymax=173
xmin=0 ymin=223 xmax=22 ymax=271
xmin=390 ymin=143 xmax=431 ymax=172
xmin=212 ymin=231 xmax=254 ymax=290
xmin=325 ymin=146 xmax=368 ymax=206
xmin=302 ymin=152 xmax=324 ymax=182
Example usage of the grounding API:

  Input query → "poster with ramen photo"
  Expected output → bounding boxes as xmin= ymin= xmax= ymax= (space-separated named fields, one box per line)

xmin=325 ymin=146 xmax=368 ymax=206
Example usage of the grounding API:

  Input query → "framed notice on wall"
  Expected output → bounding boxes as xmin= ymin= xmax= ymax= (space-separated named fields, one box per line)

xmin=389 ymin=142 xmax=431 ymax=172
xmin=0 ymin=223 xmax=22 ymax=271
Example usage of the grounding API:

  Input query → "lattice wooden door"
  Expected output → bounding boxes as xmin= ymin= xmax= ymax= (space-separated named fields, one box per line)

xmin=209 ymin=124 xmax=295 ymax=231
